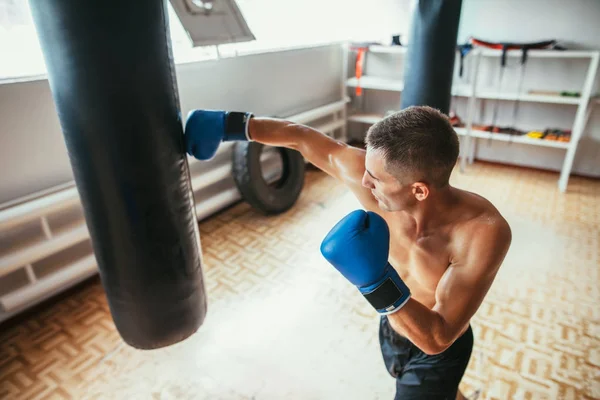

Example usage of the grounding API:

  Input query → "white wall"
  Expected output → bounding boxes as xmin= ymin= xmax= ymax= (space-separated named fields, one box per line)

xmin=0 ymin=44 xmax=344 ymax=204
xmin=457 ymin=0 xmax=600 ymax=51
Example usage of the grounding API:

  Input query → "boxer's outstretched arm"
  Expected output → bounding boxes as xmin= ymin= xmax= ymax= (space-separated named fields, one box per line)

xmin=386 ymin=218 xmax=512 ymax=355
xmin=248 ymin=118 xmax=376 ymax=207
xmin=249 ymin=118 xmax=364 ymax=183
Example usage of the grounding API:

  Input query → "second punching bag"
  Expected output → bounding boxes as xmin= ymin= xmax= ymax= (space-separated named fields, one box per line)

xmin=401 ymin=0 xmax=463 ymax=115
xmin=29 ymin=0 xmax=207 ymax=349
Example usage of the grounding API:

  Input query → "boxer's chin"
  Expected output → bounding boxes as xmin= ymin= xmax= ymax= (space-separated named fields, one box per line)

xmin=376 ymin=199 xmax=390 ymax=212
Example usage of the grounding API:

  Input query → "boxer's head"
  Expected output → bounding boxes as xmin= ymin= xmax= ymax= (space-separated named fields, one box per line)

xmin=362 ymin=106 xmax=459 ymax=212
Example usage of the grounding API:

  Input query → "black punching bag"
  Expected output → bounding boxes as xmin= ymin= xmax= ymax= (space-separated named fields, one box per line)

xmin=401 ymin=0 xmax=463 ymax=114
xmin=29 ymin=0 xmax=207 ymax=349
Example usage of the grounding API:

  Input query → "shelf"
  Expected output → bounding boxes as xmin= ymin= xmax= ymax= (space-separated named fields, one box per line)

xmin=347 ymin=113 xmax=383 ymax=124
xmin=479 ymin=49 xmax=598 ymax=59
xmin=346 ymin=120 xmax=568 ymax=149
xmin=348 ymin=114 xmax=470 ymax=139
xmin=460 ymin=128 xmax=570 ymax=149
xmin=451 ymin=127 xmax=469 ymax=136
xmin=346 ymin=77 xmax=473 ymax=97
xmin=367 ymin=45 xmax=407 ymax=54
xmin=346 ymin=76 xmax=404 ymax=92
xmin=452 ymin=86 xmax=474 ymax=97
xmin=475 ymin=91 xmax=581 ymax=105
xmin=363 ymin=46 xmax=597 ymax=59
xmin=345 ymin=42 xmax=599 ymax=194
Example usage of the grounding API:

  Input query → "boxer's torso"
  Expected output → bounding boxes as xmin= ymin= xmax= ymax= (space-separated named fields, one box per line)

xmin=362 ymin=188 xmax=502 ymax=310
xmin=387 ymin=219 xmax=449 ymax=309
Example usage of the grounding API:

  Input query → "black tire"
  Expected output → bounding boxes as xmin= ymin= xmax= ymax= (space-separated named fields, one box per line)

xmin=232 ymin=141 xmax=305 ymax=215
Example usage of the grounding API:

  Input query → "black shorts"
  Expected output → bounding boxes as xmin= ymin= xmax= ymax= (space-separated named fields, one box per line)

xmin=379 ymin=316 xmax=473 ymax=400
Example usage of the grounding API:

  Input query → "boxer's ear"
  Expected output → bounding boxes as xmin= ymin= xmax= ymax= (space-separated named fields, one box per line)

xmin=412 ymin=182 xmax=429 ymax=201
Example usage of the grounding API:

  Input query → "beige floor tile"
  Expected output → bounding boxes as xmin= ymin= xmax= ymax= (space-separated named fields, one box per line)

xmin=1 ymin=163 xmax=599 ymax=399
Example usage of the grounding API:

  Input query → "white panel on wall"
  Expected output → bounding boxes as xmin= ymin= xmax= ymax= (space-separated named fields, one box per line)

xmin=0 ymin=80 xmax=72 ymax=205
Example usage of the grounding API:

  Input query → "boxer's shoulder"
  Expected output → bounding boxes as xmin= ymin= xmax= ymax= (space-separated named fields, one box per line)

xmin=453 ymin=188 xmax=509 ymax=227
xmin=449 ymin=189 xmax=512 ymax=268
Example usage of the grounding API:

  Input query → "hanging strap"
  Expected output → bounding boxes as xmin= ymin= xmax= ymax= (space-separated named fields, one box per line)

xmin=354 ymin=47 xmax=367 ymax=97
xmin=457 ymin=43 xmax=473 ymax=77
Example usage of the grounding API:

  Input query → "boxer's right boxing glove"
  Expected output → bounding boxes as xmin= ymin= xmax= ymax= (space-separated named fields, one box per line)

xmin=184 ymin=110 xmax=254 ymax=160
xmin=320 ymin=210 xmax=411 ymax=314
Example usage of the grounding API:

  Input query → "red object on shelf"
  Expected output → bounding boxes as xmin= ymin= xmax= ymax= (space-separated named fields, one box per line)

xmin=354 ymin=47 xmax=366 ymax=97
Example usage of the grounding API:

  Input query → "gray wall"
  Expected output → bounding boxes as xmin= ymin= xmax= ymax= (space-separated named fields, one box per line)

xmin=0 ymin=44 xmax=344 ymax=204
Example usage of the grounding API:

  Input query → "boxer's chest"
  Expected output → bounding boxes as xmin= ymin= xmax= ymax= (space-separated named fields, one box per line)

xmin=386 ymin=220 xmax=452 ymax=308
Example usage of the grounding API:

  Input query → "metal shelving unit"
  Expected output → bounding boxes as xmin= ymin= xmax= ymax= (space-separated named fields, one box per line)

xmin=466 ymin=49 xmax=599 ymax=192
xmin=345 ymin=45 xmax=599 ymax=192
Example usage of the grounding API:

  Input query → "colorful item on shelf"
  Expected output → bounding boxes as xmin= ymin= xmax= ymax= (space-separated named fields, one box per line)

xmin=472 ymin=125 xmax=525 ymax=135
xmin=526 ymin=130 xmax=545 ymax=139
xmin=544 ymin=129 xmax=571 ymax=142
xmin=449 ymin=111 xmax=464 ymax=127
xmin=525 ymin=129 xmax=571 ymax=142
xmin=348 ymin=42 xmax=381 ymax=98
xmin=470 ymin=38 xmax=560 ymax=49
xmin=472 ymin=124 xmax=491 ymax=132
xmin=456 ymin=42 xmax=473 ymax=77
xmin=558 ymin=132 xmax=572 ymax=142
xmin=469 ymin=38 xmax=562 ymax=63
xmin=544 ymin=130 xmax=559 ymax=141
xmin=500 ymin=127 xmax=525 ymax=136
xmin=354 ymin=47 xmax=366 ymax=97
xmin=528 ymin=90 xmax=580 ymax=98
xmin=469 ymin=125 xmax=572 ymax=142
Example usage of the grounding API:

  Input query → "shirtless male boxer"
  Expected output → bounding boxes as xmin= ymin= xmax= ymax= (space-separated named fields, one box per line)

xmin=184 ymin=105 xmax=512 ymax=399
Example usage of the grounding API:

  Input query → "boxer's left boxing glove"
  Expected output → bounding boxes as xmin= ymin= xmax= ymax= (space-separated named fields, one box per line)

xmin=320 ymin=210 xmax=411 ymax=314
xmin=184 ymin=110 xmax=254 ymax=160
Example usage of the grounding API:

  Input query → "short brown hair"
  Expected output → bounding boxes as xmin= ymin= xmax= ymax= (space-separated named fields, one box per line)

xmin=365 ymin=106 xmax=459 ymax=188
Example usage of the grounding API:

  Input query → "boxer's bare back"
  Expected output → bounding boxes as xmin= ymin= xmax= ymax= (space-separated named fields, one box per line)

xmin=249 ymin=118 xmax=511 ymax=351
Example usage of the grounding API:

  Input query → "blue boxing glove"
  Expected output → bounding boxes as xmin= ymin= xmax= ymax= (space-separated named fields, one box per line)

xmin=320 ymin=210 xmax=411 ymax=314
xmin=184 ymin=110 xmax=254 ymax=160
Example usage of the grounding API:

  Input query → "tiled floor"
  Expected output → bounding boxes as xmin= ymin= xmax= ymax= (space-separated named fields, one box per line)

xmin=1 ymin=162 xmax=599 ymax=400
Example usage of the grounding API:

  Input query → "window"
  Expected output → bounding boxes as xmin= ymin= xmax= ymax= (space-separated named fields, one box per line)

xmin=219 ymin=0 xmax=410 ymax=56
xmin=0 ymin=0 xmax=411 ymax=80
xmin=167 ymin=3 xmax=219 ymax=63
xmin=0 ymin=0 xmax=47 ymax=80
xmin=0 ymin=1 xmax=218 ymax=79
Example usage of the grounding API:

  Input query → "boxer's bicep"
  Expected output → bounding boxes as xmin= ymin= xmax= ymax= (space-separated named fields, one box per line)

xmin=433 ymin=221 xmax=512 ymax=343
xmin=293 ymin=128 xmax=378 ymax=209
xmin=331 ymin=147 xmax=382 ymax=210
xmin=270 ymin=122 xmax=365 ymax=182
xmin=250 ymin=118 xmax=377 ymax=209
xmin=249 ymin=119 xmax=350 ymax=175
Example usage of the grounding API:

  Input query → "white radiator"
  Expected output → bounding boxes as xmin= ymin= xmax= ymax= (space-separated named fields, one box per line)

xmin=0 ymin=98 xmax=349 ymax=322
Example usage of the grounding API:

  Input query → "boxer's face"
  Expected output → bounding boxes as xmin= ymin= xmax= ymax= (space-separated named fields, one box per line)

xmin=362 ymin=148 xmax=416 ymax=212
